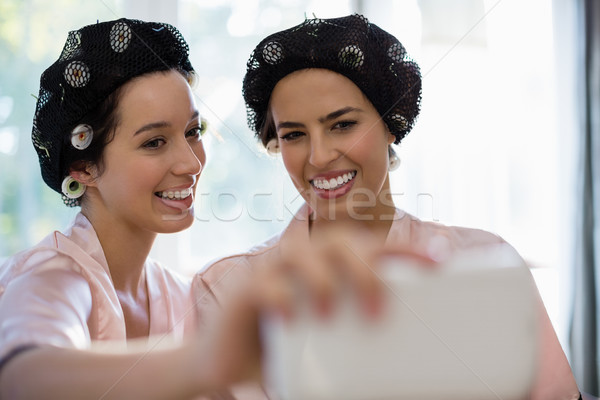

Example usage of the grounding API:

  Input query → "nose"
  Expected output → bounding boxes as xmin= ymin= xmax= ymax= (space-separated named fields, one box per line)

xmin=173 ymin=138 xmax=204 ymax=177
xmin=308 ymin=134 xmax=340 ymax=168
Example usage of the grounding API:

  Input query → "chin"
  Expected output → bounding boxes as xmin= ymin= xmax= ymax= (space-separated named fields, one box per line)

xmin=158 ymin=209 xmax=195 ymax=232
xmin=309 ymin=201 xmax=352 ymax=222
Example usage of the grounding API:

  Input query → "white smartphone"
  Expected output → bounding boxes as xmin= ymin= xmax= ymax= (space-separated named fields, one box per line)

xmin=261 ymin=244 xmax=538 ymax=400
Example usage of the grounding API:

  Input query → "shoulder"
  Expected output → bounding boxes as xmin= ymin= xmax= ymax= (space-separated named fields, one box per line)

xmin=393 ymin=210 xmax=507 ymax=253
xmin=0 ymin=242 xmax=94 ymax=317
xmin=0 ymin=267 xmax=94 ymax=364
xmin=192 ymin=233 xmax=282 ymax=306
xmin=0 ymin=214 xmax=114 ymax=304
xmin=196 ymin=233 xmax=282 ymax=285
xmin=425 ymin=220 xmax=504 ymax=247
xmin=0 ymin=251 xmax=95 ymax=360
xmin=0 ymin=236 xmax=75 ymax=286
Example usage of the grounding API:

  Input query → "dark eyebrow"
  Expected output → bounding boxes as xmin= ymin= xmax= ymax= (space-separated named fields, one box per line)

xmin=276 ymin=107 xmax=362 ymax=132
xmin=134 ymin=121 xmax=170 ymax=136
xmin=276 ymin=121 xmax=306 ymax=131
xmin=318 ymin=107 xmax=362 ymax=123
xmin=134 ymin=110 xmax=200 ymax=136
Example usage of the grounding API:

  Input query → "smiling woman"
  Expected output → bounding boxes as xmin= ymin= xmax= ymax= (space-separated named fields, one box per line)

xmin=271 ymin=69 xmax=397 ymax=234
xmin=193 ymin=14 xmax=582 ymax=399
xmin=0 ymin=0 xmax=585 ymax=397
xmin=0 ymin=18 xmax=260 ymax=399
xmin=83 ymin=70 xmax=205 ymax=234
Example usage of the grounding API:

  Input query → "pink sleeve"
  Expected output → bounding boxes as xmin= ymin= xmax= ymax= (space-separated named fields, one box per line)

xmin=191 ymin=271 xmax=223 ymax=331
xmin=0 ymin=266 xmax=93 ymax=362
xmin=529 ymin=288 xmax=580 ymax=400
xmin=192 ymin=257 xmax=252 ymax=330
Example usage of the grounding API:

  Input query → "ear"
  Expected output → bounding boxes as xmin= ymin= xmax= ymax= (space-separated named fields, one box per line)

xmin=69 ymin=161 xmax=98 ymax=187
xmin=385 ymin=125 xmax=396 ymax=145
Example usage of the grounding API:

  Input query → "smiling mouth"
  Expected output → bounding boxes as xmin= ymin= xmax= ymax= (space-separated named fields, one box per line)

xmin=154 ymin=188 xmax=193 ymax=200
xmin=311 ymin=171 xmax=357 ymax=190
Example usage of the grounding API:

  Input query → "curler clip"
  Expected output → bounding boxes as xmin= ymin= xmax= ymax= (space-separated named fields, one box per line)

xmin=71 ymin=124 xmax=93 ymax=150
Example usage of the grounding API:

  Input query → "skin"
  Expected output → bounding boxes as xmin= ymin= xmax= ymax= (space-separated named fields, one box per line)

xmin=0 ymin=68 xmax=395 ymax=400
xmin=76 ymin=70 xmax=205 ymax=339
xmin=270 ymin=68 xmax=397 ymax=243
xmin=0 ymin=70 xmax=227 ymax=399
xmin=265 ymin=68 xmax=436 ymax=320
xmin=266 ymin=69 xmax=581 ymax=400
xmin=0 ymin=293 xmax=264 ymax=400
xmin=0 ymin=68 xmax=432 ymax=400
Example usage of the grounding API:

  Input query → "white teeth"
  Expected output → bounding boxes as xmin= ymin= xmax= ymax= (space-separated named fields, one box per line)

xmin=312 ymin=171 xmax=356 ymax=190
xmin=158 ymin=188 xmax=192 ymax=200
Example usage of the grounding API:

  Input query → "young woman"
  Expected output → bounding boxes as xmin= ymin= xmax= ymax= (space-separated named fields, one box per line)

xmin=194 ymin=14 xmax=581 ymax=399
xmin=0 ymin=18 xmax=264 ymax=399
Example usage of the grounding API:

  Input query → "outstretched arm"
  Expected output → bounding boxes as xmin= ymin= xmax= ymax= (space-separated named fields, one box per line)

xmin=0 ymin=341 xmax=210 ymax=400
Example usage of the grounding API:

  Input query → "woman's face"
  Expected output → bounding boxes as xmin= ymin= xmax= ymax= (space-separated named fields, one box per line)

xmin=270 ymin=68 xmax=396 ymax=222
xmin=86 ymin=70 xmax=205 ymax=234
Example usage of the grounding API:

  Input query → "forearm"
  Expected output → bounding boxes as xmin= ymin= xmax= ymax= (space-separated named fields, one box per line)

xmin=0 ymin=341 xmax=213 ymax=400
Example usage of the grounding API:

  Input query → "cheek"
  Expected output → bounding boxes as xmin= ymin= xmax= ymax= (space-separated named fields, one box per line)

xmin=352 ymin=139 xmax=389 ymax=177
xmin=349 ymin=144 xmax=378 ymax=166
xmin=281 ymin=148 xmax=304 ymax=181
xmin=105 ymin=158 xmax=159 ymax=192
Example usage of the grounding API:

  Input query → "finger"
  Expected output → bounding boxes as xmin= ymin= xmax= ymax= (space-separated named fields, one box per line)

xmin=277 ymin=240 xmax=339 ymax=318
xmin=203 ymin=283 xmax=263 ymax=386
xmin=312 ymin=228 xmax=385 ymax=319
xmin=252 ymin=263 xmax=296 ymax=321
xmin=335 ymin=235 xmax=385 ymax=318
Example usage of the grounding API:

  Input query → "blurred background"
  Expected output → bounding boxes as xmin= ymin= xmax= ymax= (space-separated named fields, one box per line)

xmin=0 ymin=0 xmax=595 ymax=394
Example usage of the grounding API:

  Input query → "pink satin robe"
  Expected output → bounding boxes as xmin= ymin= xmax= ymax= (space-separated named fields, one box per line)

xmin=193 ymin=204 xmax=580 ymax=400
xmin=0 ymin=213 xmax=198 ymax=364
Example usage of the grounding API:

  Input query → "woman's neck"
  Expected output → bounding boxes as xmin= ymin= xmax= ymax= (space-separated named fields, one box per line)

xmin=81 ymin=207 xmax=156 ymax=293
xmin=309 ymin=187 xmax=397 ymax=243
xmin=81 ymin=205 xmax=154 ymax=339
xmin=309 ymin=207 xmax=396 ymax=244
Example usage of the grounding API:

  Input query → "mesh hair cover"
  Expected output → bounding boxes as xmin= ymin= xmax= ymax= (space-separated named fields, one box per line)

xmin=243 ymin=14 xmax=422 ymax=145
xmin=32 ymin=18 xmax=194 ymax=195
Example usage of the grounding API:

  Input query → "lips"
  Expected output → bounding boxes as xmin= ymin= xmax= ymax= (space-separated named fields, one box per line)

xmin=154 ymin=187 xmax=194 ymax=211
xmin=311 ymin=171 xmax=357 ymax=190
xmin=155 ymin=188 xmax=192 ymax=200
xmin=309 ymin=170 xmax=357 ymax=199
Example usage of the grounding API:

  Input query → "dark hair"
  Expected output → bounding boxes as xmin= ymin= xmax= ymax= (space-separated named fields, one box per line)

xmin=243 ymin=14 xmax=422 ymax=147
xmin=31 ymin=18 xmax=195 ymax=205
xmin=66 ymin=67 xmax=195 ymax=181
xmin=64 ymin=87 xmax=120 ymax=178
xmin=259 ymin=106 xmax=276 ymax=147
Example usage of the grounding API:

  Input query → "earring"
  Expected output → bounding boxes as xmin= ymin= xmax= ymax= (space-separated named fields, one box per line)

xmin=266 ymin=138 xmax=280 ymax=155
xmin=388 ymin=147 xmax=400 ymax=171
xmin=61 ymin=176 xmax=86 ymax=200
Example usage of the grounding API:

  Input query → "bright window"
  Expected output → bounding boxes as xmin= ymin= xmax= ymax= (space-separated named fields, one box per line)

xmin=0 ymin=0 xmax=572 ymax=351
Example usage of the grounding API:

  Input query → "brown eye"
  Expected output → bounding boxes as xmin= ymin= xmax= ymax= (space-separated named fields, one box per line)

xmin=280 ymin=131 xmax=304 ymax=141
xmin=333 ymin=120 xmax=357 ymax=130
xmin=185 ymin=127 xmax=203 ymax=141
xmin=143 ymin=138 xmax=165 ymax=149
